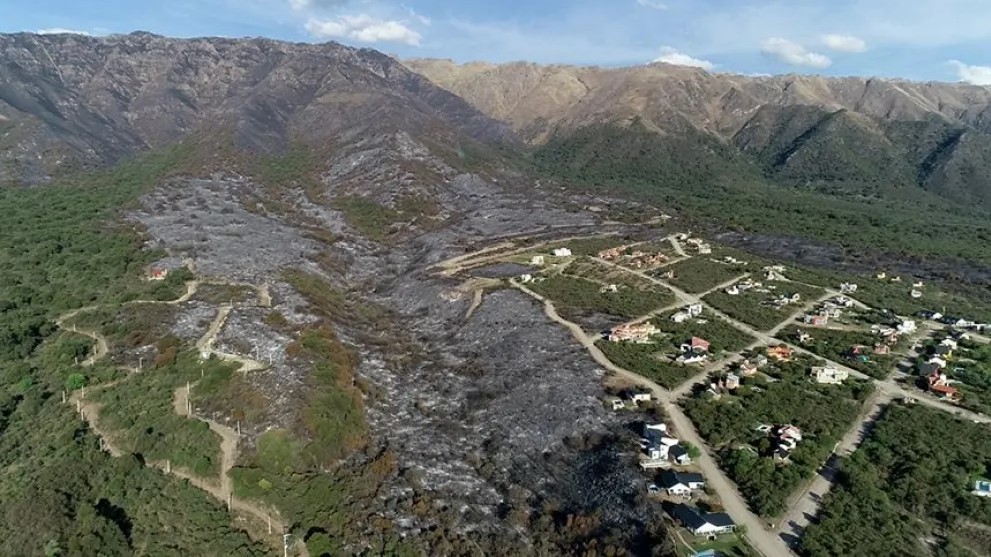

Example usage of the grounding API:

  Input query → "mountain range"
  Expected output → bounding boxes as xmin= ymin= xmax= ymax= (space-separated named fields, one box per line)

xmin=4 ymin=32 xmax=991 ymax=264
xmin=406 ymin=58 xmax=991 ymax=210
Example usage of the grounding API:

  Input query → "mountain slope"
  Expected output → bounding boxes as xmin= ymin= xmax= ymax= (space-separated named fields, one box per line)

xmin=406 ymin=58 xmax=991 ymax=210
xmin=0 ymin=33 xmax=515 ymax=183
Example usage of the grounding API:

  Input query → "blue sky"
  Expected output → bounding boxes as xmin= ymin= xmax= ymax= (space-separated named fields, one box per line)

xmin=5 ymin=0 xmax=991 ymax=84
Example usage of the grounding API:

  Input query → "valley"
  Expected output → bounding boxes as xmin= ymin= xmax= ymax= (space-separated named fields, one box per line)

xmin=2 ymin=31 xmax=991 ymax=557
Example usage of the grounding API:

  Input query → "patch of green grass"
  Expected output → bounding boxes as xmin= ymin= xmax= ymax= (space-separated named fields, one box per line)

xmin=95 ymin=352 xmax=238 ymax=476
xmin=652 ymin=310 xmax=756 ymax=353
xmin=663 ymin=258 xmax=748 ymax=294
xmin=333 ymin=196 xmax=402 ymax=241
xmin=778 ymin=325 xmax=901 ymax=379
xmin=596 ymin=340 xmax=699 ymax=388
xmin=801 ymin=405 xmax=991 ymax=556
xmin=192 ymin=283 xmax=258 ymax=305
xmin=529 ymin=274 xmax=674 ymax=321
xmin=704 ymin=282 xmax=823 ymax=331
xmin=682 ymin=354 xmax=873 ymax=517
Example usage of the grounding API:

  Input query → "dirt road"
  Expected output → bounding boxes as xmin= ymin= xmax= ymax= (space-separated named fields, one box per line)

xmin=511 ymin=280 xmax=788 ymax=557
xmin=54 ymin=277 xmax=302 ymax=554
xmin=777 ymin=391 xmax=892 ymax=547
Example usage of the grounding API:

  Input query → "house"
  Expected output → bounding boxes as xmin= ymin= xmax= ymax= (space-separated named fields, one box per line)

xmin=918 ymin=361 xmax=942 ymax=376
xmin=927 ymin=372 xmax=960 ymax=400
xmin=897 ymin=320 xmax=917 ymax=334
xmin=530 ymin=255 xmax=545 ymax=266
xmin=811 ymin=366 xmax=849 ymax=385
xmin=873 ymin=343 xmax=891 ymax=355
xmin=767 ymin=345 xmax=793 ymax=361
xmin=609 ymin=323 xmax=659 ymax=343
xmin=519 ymin=274 xmax=534 ymax=284
xmin=607 ymin=397 xmax=624 ymax=411
xmin=941 ymin=338 xmax=959 ymax=350
xmin=630 ymin=390 xmax=653 ymax=404
xmin=876 ymin=272 xmax=887 ymax=280
xmin=934 ymin=344 xmax=954 ymax=357
xmin=805 ymin=314 xmax=829 ymax=327
xmin=922 ymin=310 xmax=943 ymax=322
xmin=600 ymin=284 xmax=619 ymax=293
xmin=928 ymin=356 xmax=948 ymax=369
xmin=794 ymin=330 xmax=812 ymax=344
xmin=972 ymin=479 xmax=991 ymax=497
xmin=678 ymin=352 xmax=709 ymax=365
xmin=690 ymin=337 xmax=711 ymax=353
xmin=698 ymin=245 xmax=712 ymax=255
xmin=668 ymin=504 xmax=736 ymax=537
xmin=840 ymin=282 xmax=858 ymax=293
xmin=147 ymin=267 xmax=169 ymax=281
xmin=739 ymin=359 xmax=760 ymax=377
xmin=552 ymin=248 xmax=573 ymax=257
xmin=670 ymin=445 xmax=692 ymax=466
xmin=671 ymin=311 xmax=690 ymax=323
xmin=659 ymin=470 xmax=705 ymax=496
xmin=725 ymin=373 xmax=741 ymax=390
xmin=773 ymin=447 xmax=792 ymax=462
xmin=911 ymin=289 xmax=923 ymax=299
xmin=913 ymin=281 xmax=924 ymax=288
xmin=687 ymin=303 xmax=704 ymax=317
xmin=725 ymin=285 xmax=740 ymax=296
xmin=777 ymin=424 xmax=803 ymax=442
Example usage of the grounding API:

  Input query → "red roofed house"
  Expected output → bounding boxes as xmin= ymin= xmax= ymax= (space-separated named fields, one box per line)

xmin=767 ymin=345 xmax=793 ymax=362
xmin=690 ymin=337 xmax=711 ymax=353
xmin=148 ymin=267 xmax=169 ymax=281
xmin=927 ymin=371 xmax=960 ymax=400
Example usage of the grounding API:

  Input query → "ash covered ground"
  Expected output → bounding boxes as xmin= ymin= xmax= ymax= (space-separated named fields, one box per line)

xmin=129 ymin=132 xmax=666 ymax=546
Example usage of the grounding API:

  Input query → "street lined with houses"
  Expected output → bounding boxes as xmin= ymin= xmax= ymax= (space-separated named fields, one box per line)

xmin=448 ymin=231 xmax=991 ymax=557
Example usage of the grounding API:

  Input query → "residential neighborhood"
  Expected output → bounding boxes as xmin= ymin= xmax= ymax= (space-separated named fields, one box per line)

xmin=454 ymin=231 xmax=991 ymax=557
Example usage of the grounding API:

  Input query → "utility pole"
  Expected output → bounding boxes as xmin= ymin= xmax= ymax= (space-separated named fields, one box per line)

xmin=268 ymin=515 xmax=272 ymax=534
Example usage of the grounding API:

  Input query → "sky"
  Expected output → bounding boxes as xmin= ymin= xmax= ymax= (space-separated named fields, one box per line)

xmin=5 ymin=0 xmax=991 ymax=85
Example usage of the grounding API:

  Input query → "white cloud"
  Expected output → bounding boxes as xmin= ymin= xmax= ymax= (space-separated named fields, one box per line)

xmin=760 ymin=38 xmax=831 ymax=68
xmin=305 ymin=14 xmax=422 ymax=46
xmin=404 ymin=5 xmax=431 ymax=26
xmin=821 ymin=34 xmax=867 ymax=53
xmin=636 ymin=0 xmax=667 ymax=9
xmin=653 ymin=47 xmax=714 ymax=70
xmin=950 ymin=60 xmax=991 ymax=85
xmin=36 ymin=28 xmax=92 ymax=36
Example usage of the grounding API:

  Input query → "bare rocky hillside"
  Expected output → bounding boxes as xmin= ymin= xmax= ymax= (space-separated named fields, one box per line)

xmin=0 ymin=32 xmax=514 ymax=183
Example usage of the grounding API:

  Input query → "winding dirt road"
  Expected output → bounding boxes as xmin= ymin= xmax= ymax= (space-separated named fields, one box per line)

xmin=54 ymin=277 xmax=301 ymax=554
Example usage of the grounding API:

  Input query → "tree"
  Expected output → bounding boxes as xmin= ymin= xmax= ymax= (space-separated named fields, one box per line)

xmin=685 ymin=442 xmax=702 ymax=460
xmin=65 ymin=373 xmax=86 ymax=390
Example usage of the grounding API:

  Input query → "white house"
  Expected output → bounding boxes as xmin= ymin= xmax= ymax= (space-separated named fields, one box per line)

xmin=607 ymin=397 xmax=624 ymax=411
xmin=840 ymin=282 xmax=858 ymax=293
xmin=671 ymin=311 xmax=690 ymax=323
xmin=811 ymin=366 xmax=849 ymax=385
xmin=911 ymin=289 xmax=923 ymax=299
xmin=897 ymin=320 xmax=917 ymax=334
xmin=669 ymin=504 xmax=736 ymax=537
xmin=659 ymin=471 xmax=705 ymax=497
xmin=552 ymin=248 xmax=573 ymax=257
xmin=973 ymin=479 xmax=991 ymax=497
xmin=519 ymin=274 xmax=534 ymax=284
xmin=530 ymin=255 xmax=545 ymax=266
xmin=687 ymin=303 xmax=704 ymax=316
xmin=670 ymin=445 xmax=692 ymax=465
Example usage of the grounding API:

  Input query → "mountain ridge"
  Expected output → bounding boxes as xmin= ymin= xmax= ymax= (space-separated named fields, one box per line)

xmin=0 ymin=32 xmax=515 ymax=184
xmin=405 ymin=57 xmax=991 ymax=210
